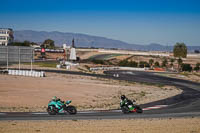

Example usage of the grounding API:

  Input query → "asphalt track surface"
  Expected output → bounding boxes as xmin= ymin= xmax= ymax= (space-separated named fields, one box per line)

xmin=1 ymin=69 xmax=200 ymax=120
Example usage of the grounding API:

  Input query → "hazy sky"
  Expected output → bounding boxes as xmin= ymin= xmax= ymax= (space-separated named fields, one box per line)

xmin=1 ymin=0 xmax=200 ymax=46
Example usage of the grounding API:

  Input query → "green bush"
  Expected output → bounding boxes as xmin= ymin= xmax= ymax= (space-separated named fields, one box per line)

xmin=194 ymin=63 xmax=200 ymax=71
xmin=118 ymin=60 xmax=138 ymax=67
xmin=118 ymin=60 xmax=129 ymax=66
xmin=12 ymin=41 xmax=31 ymax=46
xmin=139 ymin=61 xmax=150 ymax=68
xmin=91 ymin=59 xmax=106 ymax=65
xmin=129 ymin=61 xmax=138 ymax=67
xmin=154 ymin=61 xmax=160 ymax=67
xmin=181 ymin=63 xmax=192 ymax=72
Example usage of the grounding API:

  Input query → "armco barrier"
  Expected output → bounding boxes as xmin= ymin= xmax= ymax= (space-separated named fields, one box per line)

xmin=8 ymin=70 xmax=45 ymax=77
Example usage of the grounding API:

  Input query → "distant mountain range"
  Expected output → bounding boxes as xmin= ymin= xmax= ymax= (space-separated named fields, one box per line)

xmin=14 ymin=30 xmax=200 ymax=52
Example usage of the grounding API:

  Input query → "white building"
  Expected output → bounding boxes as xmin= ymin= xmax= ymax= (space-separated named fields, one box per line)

xmin=0 ymin=28 xmax=14 ymax=46
xmin=69 ymin=47 xmax=77 ymax=61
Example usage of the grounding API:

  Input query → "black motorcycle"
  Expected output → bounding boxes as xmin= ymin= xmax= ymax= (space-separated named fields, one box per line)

xmin=121 ymin=100 xmax=143 ymax=114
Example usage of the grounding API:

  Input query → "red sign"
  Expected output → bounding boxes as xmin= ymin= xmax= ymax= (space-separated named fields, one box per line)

xmin=41 ymin=48 xmax=45 ymax=53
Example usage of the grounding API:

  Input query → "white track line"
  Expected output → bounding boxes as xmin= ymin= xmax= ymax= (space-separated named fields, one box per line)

xmin=79 ymin=111 xmax=98 ymax=114
xmin=143 ymin=105 xmax=168 ymax=111
xmin=31 ymin=112 xmax=48 ymax=115
xmin=109 ymin=110 xmax=122 ymax=112
xmin=0 ymin=113 xmax=6 ymax=115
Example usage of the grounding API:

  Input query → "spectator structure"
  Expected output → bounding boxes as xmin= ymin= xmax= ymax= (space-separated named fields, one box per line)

xmin=0 ymin=28 xmax=14 ymax=46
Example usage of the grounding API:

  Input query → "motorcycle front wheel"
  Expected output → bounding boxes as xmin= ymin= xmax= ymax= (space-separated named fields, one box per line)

xmin=121 ymin=106 xmax=130 ymax=114
xmin=66 ymin=105 xmax=77 ymax=115
xmin=47 ymin=105 xmax=57 ymax=115
xmin=135 ymin=105 xmax=143 ymax=113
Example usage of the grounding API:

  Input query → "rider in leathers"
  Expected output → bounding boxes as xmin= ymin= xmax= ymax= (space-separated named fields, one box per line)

xmin=120 ymin=95 xmax=136 ymax=112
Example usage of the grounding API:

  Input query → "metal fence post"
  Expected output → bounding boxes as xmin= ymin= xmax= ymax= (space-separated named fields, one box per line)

xmin=31 ymin=49 xmax=33 ymax=71
xmin=19 ymin=47 xmax=20 ymax=70
xmin=7 ymin=47 xmax=8 ymax=70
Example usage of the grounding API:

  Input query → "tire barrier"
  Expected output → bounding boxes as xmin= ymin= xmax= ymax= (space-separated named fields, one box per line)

xmin=8 ymin=70 xmax=45 ymax=77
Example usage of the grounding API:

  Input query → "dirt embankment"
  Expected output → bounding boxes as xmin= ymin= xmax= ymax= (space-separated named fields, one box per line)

xmin=0 ymin=72 xmax=181 ymax=112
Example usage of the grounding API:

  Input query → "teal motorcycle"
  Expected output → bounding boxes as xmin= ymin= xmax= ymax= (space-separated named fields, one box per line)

xmin=47 ymin=100 xmax=77 ymax=115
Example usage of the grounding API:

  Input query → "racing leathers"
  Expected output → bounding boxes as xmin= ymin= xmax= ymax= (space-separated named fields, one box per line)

xmin=120 ymin=98 xmax=136 ymax=112
xmin=51 ymin=98 xmax=66 ymax=111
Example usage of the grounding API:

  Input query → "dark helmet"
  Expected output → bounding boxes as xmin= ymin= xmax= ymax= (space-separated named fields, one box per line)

xmin=121 ymin=95 xmax=126 ymax=100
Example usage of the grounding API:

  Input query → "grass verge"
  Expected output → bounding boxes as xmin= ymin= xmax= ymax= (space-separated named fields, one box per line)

xmin=23 ymin=61 xmax=57 ymax=68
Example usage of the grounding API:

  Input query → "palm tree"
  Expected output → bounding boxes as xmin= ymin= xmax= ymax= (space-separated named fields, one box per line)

xmin=162 ymin=58 xmax=168 ymax=68
xmin=154 ymin=61 xmax=160 ymax=67
xmin=170 ymin=58 xmax=175 ymax=70
xmin=149 ymin=59 xmax=154 ymax=69
xmin=177 ymin=58 xmax=183 ymax=72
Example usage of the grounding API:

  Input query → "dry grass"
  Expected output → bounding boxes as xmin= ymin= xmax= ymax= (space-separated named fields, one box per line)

xmin=0 ymin=118 xmax=200 ymax=133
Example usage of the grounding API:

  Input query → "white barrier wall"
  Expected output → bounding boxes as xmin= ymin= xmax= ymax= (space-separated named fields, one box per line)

xmin=90 ymin=67 xmax=149 ymax=71
xmin=8 ymin=70 xmax=45 ymax=77
xmin=119 ymin=67 xmax=148 ymax=71
xmin=90 ymin=67 xmax=119 ymax=71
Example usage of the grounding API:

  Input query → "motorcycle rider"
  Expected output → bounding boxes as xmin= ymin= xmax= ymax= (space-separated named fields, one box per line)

xmin=52 ymin=96 xmax=58 ymax=101
xmin=120 ymin=95 xmax=136 ymax=112
xmin=51 ymin=96 xmax=67 ymax=110
xmin=52 ymin=96 xmax=66 ymax=102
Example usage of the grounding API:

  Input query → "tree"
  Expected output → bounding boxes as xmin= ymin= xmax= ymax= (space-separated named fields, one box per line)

xmin=154 ymin=61 xmax=160 ymax=67
xmin=181 ymin=64 xmax=192 ymax=72
xmin=12 ymin=40 xmax=31 ymax=46
xmin=162 ymin=58 xmax=168 ymax=67
xmin=173 ymin=42 xmax=187 ymax=58
xmin=177 ymin=58 xmax=183 ymax=71
xmin=129 ymin=61 xmax=138 ymax=67
xmin=118 ymin=60 xmax=129 ymax=66
xmin=41 ymin=39 xmax=55 ymax=49
xmin=194 ymin=63 xmax=200 ymax=71
xmin=149 ymin=59 xmax=154 ymax=69
xmin=170 ymin=58 xmax=175 ymax=69
xmin=139 ymin=61 xmax=150 ymax=68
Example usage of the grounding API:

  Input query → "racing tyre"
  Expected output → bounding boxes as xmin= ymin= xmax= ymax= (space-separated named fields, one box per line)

xmin=47 ymin=105 xmax=57 ymax=115
xmin=121 ymin=106 xmax=130 ymax=114
xmin=135 ymin=105 xmax=143 ymax=113
xmin=66 ymin=105 xmax=77 ymax=115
